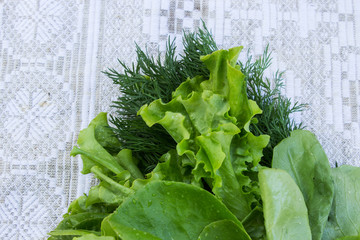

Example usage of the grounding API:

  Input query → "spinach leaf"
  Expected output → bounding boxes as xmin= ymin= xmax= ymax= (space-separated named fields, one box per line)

xmin=322 ymin=165 xmax=360 ymax=239
xmin=102 ymin=181 xmax=251 ymax=240
xmin=272 ymin=130 xmax=334 ymax=240
xmin=259 ymin=168 xmax=312 ymax=240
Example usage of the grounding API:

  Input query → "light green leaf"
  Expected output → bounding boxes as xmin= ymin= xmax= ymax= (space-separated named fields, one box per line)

xmin=259 ymin=168 xmax=312 ymax=240
xmin=272 ymin=130 xmax=334 ymax=240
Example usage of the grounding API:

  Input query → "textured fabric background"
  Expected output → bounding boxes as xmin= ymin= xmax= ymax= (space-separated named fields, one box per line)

xmin=0 ymin=0 xmax=359 ymax=239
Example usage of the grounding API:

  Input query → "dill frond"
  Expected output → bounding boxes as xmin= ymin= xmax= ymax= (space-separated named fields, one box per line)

xmin=180 ymin=21 xmax=218 ymax=79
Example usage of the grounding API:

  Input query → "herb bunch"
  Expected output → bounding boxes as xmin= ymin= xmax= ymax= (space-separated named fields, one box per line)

xmin=105 ymin=23 xmax=305 ymax=171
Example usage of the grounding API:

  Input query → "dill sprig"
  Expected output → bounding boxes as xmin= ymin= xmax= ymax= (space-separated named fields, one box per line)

xmin=180 ymin=22 xmax=218 ymax=78
xmin=105 ymin=23 xmax=305 ymax=172
xmin=240 ymin=46 xmax=306 ymax=166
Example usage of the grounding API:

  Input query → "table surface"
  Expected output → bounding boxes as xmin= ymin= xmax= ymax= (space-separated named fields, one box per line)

xmin=0 ymin=0 xmax=359 ymax=239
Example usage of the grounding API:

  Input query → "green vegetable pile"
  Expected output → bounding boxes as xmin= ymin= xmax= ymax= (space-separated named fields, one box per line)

xmin=48 ymin=26 xmax=360 ymax=240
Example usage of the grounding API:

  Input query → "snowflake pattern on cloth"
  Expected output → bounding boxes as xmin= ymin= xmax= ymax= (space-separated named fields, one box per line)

xmin=0 ymin=0 xmax=359 ymax=239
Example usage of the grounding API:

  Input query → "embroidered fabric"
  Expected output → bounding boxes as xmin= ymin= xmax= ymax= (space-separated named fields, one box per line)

xmin=0 ymin=0 xmax=359 ymax=239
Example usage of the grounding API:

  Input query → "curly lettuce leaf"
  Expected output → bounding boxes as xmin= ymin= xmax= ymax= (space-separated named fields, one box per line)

xmin=272 ymin=130 xmax=334 ymax=240
xmin=139 ymin=47 xmax=268 ymax=220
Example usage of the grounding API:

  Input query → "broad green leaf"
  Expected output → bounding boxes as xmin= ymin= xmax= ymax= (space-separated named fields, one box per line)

xmin=259 ymin=168 xmax=312 ymax=240
xmin=70 ymin=112 xmax=124 ymax=175
xmin=197 ymin=219 xmax=250 ymax=240
xmin=102 ymin=181 xmax=251 ymax=240
xmin=272 ymin=130 xmax=334 ymax=240
xmin=322 ymin=165 xmax=360 ymax=239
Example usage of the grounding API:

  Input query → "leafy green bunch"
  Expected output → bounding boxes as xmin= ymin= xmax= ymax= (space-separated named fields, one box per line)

xmin=105 ymin=22 xmax=304 ymax=170
xmin=49 ymin=45 xmax=360 ymax=240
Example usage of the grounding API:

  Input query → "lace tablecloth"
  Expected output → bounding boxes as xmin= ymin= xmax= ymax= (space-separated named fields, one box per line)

xmin=0 ymin=0 xmax=359 ymax=239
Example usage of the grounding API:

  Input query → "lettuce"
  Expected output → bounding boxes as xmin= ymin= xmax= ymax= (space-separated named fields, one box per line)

xmin=139 ymin=47 xmax=269 ymax=220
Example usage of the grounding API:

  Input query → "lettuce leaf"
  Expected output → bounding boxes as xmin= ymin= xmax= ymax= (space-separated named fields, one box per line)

xmin=259 ymin=168 xmax=312 ymax=240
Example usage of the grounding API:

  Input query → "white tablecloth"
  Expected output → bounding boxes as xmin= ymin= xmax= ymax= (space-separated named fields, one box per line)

xmin=0 ymin=0 xmax=359 ymax=239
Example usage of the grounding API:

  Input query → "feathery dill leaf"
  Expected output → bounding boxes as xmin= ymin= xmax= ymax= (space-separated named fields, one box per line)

xmin=240 ymin=46 xmax=306 ymax=167
xmin=104 ymin=39 xmax=181 ymax=172
xmin=180 ymin=21 xmax=218 ymax=78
